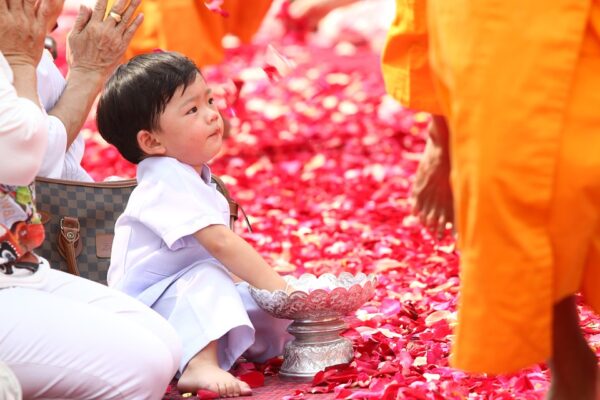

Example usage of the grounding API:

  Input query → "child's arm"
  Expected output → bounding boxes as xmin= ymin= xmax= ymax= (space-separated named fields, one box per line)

xmin=194 ymin=225 xmax=287 ymax=292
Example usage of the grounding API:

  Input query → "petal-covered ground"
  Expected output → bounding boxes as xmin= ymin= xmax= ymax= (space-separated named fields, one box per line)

xmin=55 ymin=2 xmax=600 ymax=399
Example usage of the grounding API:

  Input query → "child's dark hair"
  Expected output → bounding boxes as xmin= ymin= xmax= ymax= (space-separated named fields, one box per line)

xmin=96 ymin=52 xmax=200 ymax=164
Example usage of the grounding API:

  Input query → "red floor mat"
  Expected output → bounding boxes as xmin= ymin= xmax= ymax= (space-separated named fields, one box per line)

xmin=163 ymin=376 xmax=338 ymax=400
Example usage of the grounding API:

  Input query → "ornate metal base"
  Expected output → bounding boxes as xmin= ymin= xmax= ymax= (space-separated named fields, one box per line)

xmin=279 ymin=318 xmax=354 ymax=381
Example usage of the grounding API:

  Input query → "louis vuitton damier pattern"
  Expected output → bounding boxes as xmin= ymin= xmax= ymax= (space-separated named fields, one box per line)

xmin=34 ymin=177 xmax=136 ymax=284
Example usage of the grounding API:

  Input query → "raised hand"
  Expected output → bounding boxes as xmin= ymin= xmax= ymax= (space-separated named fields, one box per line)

xmin=66 ymin=0 xmax=143 ymax=77
xmin=410 ymin=115 xmax=454 ymax=240
xmin=0 ymin=0 xmax=52 ymax=66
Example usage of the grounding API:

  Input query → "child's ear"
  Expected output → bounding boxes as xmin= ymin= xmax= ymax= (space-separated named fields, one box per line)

xmin=137 ymin=130 xmax=166 ymax=156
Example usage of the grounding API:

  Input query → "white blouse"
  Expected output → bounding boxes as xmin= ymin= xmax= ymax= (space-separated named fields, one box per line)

xmin=36 ymin=50 xmax=92 ymax=182
xmin=0 ymin=52 xmax=48 ymax=187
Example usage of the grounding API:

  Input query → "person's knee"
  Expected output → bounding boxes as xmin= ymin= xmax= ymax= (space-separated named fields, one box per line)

xmin=143 ymin=310 xmax=184 ymax=370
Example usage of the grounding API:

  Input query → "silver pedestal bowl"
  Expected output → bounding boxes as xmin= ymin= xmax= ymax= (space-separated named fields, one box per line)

xmin=249 ymin=272 xmax=377 ymax=381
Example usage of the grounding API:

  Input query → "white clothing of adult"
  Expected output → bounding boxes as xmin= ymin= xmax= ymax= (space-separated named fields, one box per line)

xmin=0 ymin=53 xmax=47 ymax=185
xmin=0 ymin=52 xmax=182 ymax=399
xmin=108 ymin=157 xmax=291 ymax=373
xmin=0 ymin=361 xmax=21 ymax=400
xmin=36 ymin=50 xmax=92 ymax=182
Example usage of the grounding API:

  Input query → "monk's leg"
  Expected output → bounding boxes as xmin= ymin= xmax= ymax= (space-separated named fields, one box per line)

xmin=547 ymin=296 xmax=598 ymax=400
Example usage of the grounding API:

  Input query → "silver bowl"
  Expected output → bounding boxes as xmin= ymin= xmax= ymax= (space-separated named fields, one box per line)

xmin=249 ymin=272 xmax=377 ymax=381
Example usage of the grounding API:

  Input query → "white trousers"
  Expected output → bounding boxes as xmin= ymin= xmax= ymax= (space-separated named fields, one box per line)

xmin=0 ymin=361 xmax=21 ymax=400
xmin=0 ymin=269 xmax=182 ymax=400
xmin=152 ymin=262 xmax=292 ymax=374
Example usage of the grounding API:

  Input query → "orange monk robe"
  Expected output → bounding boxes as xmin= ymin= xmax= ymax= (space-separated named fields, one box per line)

xmin=108 ymin=0 xmax=272 ymax=67
xmin=425 ymin=0 xmax=599 ymax=374
xmin=382 ymin=0 xmax=600 ymax=375
xmin=381 ymin=0 xmax=442 ymax=115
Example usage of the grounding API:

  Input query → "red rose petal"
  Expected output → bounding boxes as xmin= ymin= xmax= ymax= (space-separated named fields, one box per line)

xmin=196 ymin=389 xmax=220 ymax=399
xmin=238 ymin=371 xmax=265 ymax=388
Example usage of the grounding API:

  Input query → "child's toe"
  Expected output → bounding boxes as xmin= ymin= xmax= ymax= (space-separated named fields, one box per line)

xmin=238 ymin=380 xmax=252 ymax=396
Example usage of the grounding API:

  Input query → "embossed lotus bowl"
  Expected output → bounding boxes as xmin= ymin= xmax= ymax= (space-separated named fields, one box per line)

xmin=249 ymin=272 xmax=377 ymax=381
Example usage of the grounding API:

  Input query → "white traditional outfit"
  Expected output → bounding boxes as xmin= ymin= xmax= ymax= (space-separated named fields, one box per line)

xmin=0 ymin=51 xmax=182 ymax=400
xmin=36 ymin=50 xmax=92 ymax=182
xmin=108 ymin=156 xmax=291 ymax=373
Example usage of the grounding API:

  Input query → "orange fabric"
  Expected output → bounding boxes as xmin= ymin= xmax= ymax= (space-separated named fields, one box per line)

xmin=108 ymin=0 xmax=272 ymax=67
xmin=381 ymin=0 xmax=442 ymax=115
xmin=424 ymin=0 xmax=600 ymax=374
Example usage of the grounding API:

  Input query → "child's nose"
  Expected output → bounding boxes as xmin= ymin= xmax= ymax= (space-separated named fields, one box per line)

xmin=206 ymin=109 xmax=219 ymax=123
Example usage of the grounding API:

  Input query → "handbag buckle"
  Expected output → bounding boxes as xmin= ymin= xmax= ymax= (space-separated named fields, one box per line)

xmin=60 ymin=217 xmax=80 ymax=243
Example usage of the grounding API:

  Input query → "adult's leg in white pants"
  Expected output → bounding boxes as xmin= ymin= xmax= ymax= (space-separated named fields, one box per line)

xmin=0 ymin=269 xmax=182 ymax=400
xmin=0 ymin=361 xmax=21 ymax=400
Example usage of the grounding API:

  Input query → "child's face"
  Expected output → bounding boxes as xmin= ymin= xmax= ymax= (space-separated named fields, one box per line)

xmin=154 ymin=73 xmax=224 ymax=171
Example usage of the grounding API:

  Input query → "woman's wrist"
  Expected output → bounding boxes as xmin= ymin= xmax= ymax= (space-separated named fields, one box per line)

xmin=4 ymin=54 xmax=38 ymax=69
xmin=8 ymin=63 xmax=40 ymax=106
xmin=67 ymin=66 xmax=106 ymax=86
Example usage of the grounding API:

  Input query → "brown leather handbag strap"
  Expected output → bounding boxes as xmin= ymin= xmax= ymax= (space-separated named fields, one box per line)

xmin=211 ymin=175 xmax=253 ymax=232
xmin=57 ymin=216 xmax=82 ymax=276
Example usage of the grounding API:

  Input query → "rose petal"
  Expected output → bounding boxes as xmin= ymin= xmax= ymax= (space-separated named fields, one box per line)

xmin=238 ymin=371 xmax=265 ymax=388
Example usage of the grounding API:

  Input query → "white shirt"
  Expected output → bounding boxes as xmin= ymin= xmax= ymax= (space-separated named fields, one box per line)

xmin=108 ymin=157 xmax=230 ymax=305
xmin=36 ymin=50 xmax=92 ymax=182
xmin=0 ymin=52 xmax=48 ymax=186
xmin=0 ymin=51 xmax=50 ymax=287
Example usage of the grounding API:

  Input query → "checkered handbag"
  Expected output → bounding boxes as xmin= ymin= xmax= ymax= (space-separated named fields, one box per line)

xmin=34 ymin=177 xmax=136 ymax=284
xmin=34 ymin=176 xmax=248 ymax=285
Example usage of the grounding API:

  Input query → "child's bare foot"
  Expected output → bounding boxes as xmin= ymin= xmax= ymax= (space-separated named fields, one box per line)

xmin=178 ymin=341 xmax=252 ymax=397
xmin=178 ymin=358 xmax=252 ymax=398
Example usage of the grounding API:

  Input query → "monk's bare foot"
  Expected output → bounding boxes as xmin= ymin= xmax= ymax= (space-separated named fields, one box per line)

xmin=177 ymin=359 xmax=252 ymax=398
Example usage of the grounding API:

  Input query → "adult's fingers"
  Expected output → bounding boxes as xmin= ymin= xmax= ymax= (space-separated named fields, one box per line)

xmin=410 ymin=189 xmax=425 ymax=216
xmin=427 ymin=203 xmax=441 ymax=236
xmin=8 ymin=0 xmax=22 ymax=12
xmin=90 ymin=0 xmax=108 ymax=22
xmin=116 ymin=0 xmax=140 ymax=31
xmin=105 ymin=0 xmax=126 ymax=24
xmin=437 ymin=211 xmax=449 ymax=240
xmin=23 ymin=0 xmax=35 ymax=14
xmin=37 ymin=0 xmax=60 ymax=27
xmin=71 ymin=4 xmax=92 ymax=34
xmin=0 ymin=0 xmax=8 ymax=12
xmin=122 ymin=12 xmax=143 ymax=43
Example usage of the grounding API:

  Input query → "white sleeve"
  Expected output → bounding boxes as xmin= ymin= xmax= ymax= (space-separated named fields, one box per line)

xmin=36 ymin=51 xmax=85 ymax=180
xmin=37 ymin=50 xmax=65 ymax=111
xmin=62 ymin=135 xmax=93 ymax=182
xmin=37 ymin=115 xmax=67 ymax=179
xmin=136 ymin=160 xmax=228 ymax=250
xmin=0 ymin=52 xmax=48 ymax=185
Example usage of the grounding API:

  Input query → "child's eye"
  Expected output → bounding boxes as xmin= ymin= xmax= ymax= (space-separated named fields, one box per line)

xmin=208 ymin=97 xmax=215 ymax=105
xmin=186 ymin=106 xmax=198 ymax=115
